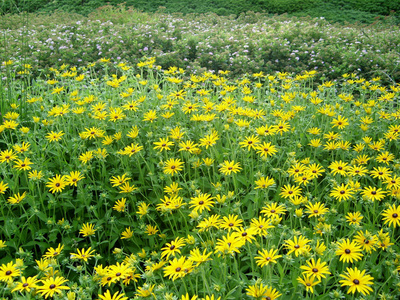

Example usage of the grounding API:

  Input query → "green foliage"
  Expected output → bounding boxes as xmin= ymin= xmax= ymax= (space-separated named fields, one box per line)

xmin=1 ymin=0 xmax=399 ymax=25
xmin=260 ymin=0 xmax=319 ymax=14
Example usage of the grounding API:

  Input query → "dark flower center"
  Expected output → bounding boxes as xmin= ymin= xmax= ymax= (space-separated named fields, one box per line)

xmin=270 ymin=209 xmax=276 ymax=213
xmin=371 ymin=191 xmax=376 ymax=195
xmin=379 ymin=172 xmax=383 ymax=175
xmin=294 ymin=244 xmax=300 ymax=249
xmin=170 ymin=165 xmax=176 ymax=169
xmin=242 ymin=232 xmax=247 ymax=236
xmin=55 ymin=183 xmax=60 ymax=187
xmin=228 ymin=167 xmax=233 ymax=170
xmin=6 ymin=271 xmax=12 ymax=275
xmin=313 ymin=210 xmax=318 ymax=213
xmin=338 ymin=166 xmax=343 ymax=170
xmin=199 ymin=201 xmax=204 ymax=205
xmin=312 ymin=268 xmax=318 ymax=273
xmin=353 ymin=279 xmax=360 ymax=285
xmin=393 ymin=213 xmax=398 ymax=218
xmin=49 ymin=284 xmax=56 ymax=289
xmin=345 ymin=249 xmax=351 ymax=254
xmin=170 ymin=245 xmax=175 ymax=250
xmin=116 ymin=272 xmax=122 ymax=276
xmin=23 ymin=283 xmax=29 ymax=287
xmin=288 ymin=191 xmax=293 ymax=194
xmin=229 ymin=223 xmax=234 ymax=227
xmin=176 ymin=267 xmax=181 ymax=272
xmin=340 ymin=190 xmax=345 ymax=194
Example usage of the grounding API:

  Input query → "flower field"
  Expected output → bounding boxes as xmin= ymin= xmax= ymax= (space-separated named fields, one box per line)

xmin=0 ymin=53 xmax=400 ymax=300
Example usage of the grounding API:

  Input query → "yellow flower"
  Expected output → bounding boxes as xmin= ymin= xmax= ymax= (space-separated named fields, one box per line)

xmin=113 ymin=198 xmax=127 ymax=212
xmin=297 ymin=274 xmax=321 ymax=293
xmin=135 ymin=284 xmax=156 ymax=298
xmin=219 ymin=160 xmax=241 ymax=175
xmin=0 ymin=261 xmax=21 ymax=282
xmin=163 ymin=158 xmax=184 ymax=176
xmin=8 ymin=192 xmax=27 ymax=204
xmin=46 ymin=175 xmax=67 ymax=193
xmin=12 ymin=276 xmax=39 ymax=293
xmin=121 ymin=227 xmax=133 ymax=239
xmin=335 ymin=239 xmax=363 ymax=263
xmin=36 ymin=276 xmax=70 ymax=299
xmin=98 ymin=290 xmax=128 ymax=300
xmin=339 ymin=267 xmax=374 ymax=295
xmin=300 ymin=258 xmax=330 ymax=280
xmin=79 ymin=223 xmax=96 ymax=237
xmin=143 ymin=110 xmax=157 ymax=122
xmin=46 ymin=131 xmax=64 ymax=142
xmin=119 ymin=182 xmax=138 ymax=193
xmin=163 ymin=256 xmax=192 ymax=281
xmin=246 ymin=282 xmax=281 ymax=299
xmin=284 ymin=235 xmax=311 ymax=257
xmin=255 ymin=249 xmax=282 ymax=267
xmin=0 ymin=181 xmax=9 ymax=194
xmin=153 ymin=137 xmax=174 ymax=152
xmin=70 ymin=247 xmax=96 ymax=262
xmin=43 ymin=244 xmax=64 ymax=259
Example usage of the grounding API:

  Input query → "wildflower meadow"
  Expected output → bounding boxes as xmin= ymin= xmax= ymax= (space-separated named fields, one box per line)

xmin=1 ymin=8 xmax=400 ymax=300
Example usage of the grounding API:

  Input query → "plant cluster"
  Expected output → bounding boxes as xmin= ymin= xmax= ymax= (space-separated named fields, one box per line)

xmin=1 ymin=7 xmax=399 ymax=86
xmin=0 ymin=56 xmax=399 ymax=299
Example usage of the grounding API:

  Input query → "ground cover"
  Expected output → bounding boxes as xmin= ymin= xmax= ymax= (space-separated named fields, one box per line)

xmin=0 ymin=55 xmax=399 ymax=299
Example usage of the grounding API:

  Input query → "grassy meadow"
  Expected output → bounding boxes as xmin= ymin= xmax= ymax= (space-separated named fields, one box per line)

xmin=0 ymin=7 xmax=400 ymax=300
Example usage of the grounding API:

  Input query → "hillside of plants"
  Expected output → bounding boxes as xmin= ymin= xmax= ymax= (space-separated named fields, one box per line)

xmin=1 ymin=4 xmax=400 ymax=300
xmin=2 ymin=0 xmax=400 ymax=25
xmin=1 ymin=7 xmax=400 ymax=85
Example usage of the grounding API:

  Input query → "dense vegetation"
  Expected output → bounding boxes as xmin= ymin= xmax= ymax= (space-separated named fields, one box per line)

xmin=1 ymin=54 xmax=400 ymax=300
xmin=1 ymin=7 xmax=399 ymax=85
xmin=1 ymin=0 xmax=400 ymax=24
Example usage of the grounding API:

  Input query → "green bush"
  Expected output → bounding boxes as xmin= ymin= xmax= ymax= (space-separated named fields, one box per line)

xmin=1 ymin=9 xmax=399 ymax=84
xmin=2 ymin=0 xmax=399 ymax=25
